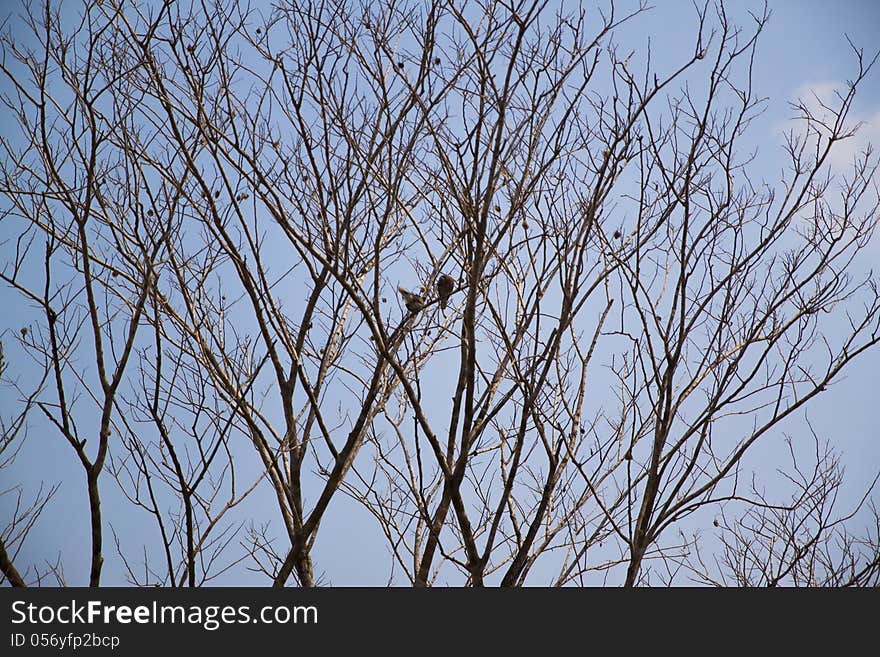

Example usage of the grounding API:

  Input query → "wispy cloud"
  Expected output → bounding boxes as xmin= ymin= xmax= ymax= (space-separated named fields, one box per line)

xmin=783 ymin=81 xmax=880 ymax=170
xmin=779 ymin=81 xmax=880 ymax=255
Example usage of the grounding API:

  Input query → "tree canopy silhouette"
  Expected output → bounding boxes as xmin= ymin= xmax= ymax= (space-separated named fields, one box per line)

xmin=1 ymin=0 xmax=878 ymax=587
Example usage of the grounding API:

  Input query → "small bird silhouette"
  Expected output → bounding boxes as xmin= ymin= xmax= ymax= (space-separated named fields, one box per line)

xmin=398 ymin=286 xmax=424 ymax=313
xmin=436 ymin=274 xmax=454 ymax=310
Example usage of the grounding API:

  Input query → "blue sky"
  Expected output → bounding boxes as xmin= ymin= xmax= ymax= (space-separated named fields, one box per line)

xmin=1 ymin=0 xmax=878 ymax=586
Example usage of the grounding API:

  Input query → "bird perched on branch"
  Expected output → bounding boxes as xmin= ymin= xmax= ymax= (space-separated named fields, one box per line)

xmin=398 ymin=286 xmax=424 ymax=313
xmin=436 ymin=274 xmax=454 ymax=310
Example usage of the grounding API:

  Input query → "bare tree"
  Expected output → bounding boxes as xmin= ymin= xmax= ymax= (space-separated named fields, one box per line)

xmin=1 ymin=0 xmax=878 ymax=587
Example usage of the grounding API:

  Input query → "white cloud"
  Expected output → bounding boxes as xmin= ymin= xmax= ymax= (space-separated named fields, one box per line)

xmin=783 ymin=81 xmax=879 ymax=170
xmin=776 ymin=81 xmax=880 ymax=255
